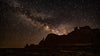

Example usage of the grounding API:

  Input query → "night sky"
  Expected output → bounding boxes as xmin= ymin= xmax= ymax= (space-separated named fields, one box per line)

xmin=0 ymin=0 xmax=100 ymax=48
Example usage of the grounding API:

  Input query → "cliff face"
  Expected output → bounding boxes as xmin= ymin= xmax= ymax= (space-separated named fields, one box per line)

xmin=25 ymin=26 xmax=100 ymax=50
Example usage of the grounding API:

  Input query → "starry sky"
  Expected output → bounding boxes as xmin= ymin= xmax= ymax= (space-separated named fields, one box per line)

xmin=0 ymin=0 xmax=100 ymax=48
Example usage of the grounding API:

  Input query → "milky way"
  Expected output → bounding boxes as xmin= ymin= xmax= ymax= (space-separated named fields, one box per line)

xmin=0 ymin=0 xmax=100 ymax=48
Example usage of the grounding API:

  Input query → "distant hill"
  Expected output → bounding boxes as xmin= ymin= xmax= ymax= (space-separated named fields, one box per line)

xmin=25 ymin=26 xmax=100 ymax=51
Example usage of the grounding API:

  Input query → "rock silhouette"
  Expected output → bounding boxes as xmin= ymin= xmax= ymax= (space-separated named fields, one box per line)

xmin=25 ymin=26 xmax=100 ymax=51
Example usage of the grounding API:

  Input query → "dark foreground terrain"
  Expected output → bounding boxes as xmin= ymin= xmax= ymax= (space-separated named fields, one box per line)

xmin=0 ymin=26 xmax=100 ymax=56
xmin=0 ymin=48 xmax=97 ymax=56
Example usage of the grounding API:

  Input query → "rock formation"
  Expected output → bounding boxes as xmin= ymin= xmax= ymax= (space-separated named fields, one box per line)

xmin=25 ymin=26 xmax=100 ymax=51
